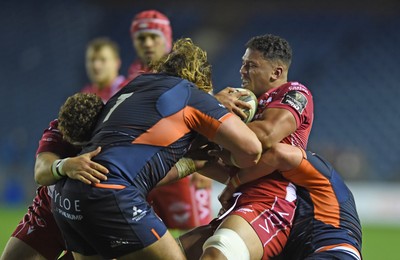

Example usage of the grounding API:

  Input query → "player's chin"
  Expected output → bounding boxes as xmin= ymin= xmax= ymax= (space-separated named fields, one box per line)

xmin=144 ymin=53 xmax=155 ymax=60
xmin=240 ymin=80 xmax=250 ymax=88
xmin=93 ymin=75 xmax=105 ymax=83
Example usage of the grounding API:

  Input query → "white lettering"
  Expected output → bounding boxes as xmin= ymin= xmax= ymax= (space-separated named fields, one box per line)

xmin=259 ymin=218 xmax=271 ymax=234
xmin=63 ymin=198 xmax=71 ymax=210
xmin=56 ymin=208 xmax=83 ymax=221
xmin=286 ymin=99 xmax=300 ymax=110
xmin=288 ymin=85 xmax=309 ymax=95
xmin=54 ymin=190 xmax=60 ymax=202
xmin=195 ymin=189 xmax=210 ymax=220
xmin=53 ymin=191 xmax=81 ymax=212
xmin=276 ymin=211 xmax=289 ymax=218
xmin=75 ymin=200 xmax=80 ymax=212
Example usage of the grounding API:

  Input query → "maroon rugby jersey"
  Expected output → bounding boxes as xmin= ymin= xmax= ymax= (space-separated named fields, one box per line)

xmin=36 ymin=120 xmax=80 ymax=158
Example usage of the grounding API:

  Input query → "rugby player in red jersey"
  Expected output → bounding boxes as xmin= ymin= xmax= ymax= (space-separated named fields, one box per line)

xmin=179 ymin=34 xmax=315 ymax=259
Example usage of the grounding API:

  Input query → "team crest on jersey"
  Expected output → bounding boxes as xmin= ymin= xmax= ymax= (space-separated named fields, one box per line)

xmin=281 ymin=90 xmax=307 ymax=114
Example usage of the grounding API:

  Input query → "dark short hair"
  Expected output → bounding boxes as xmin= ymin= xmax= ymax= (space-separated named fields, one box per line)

xmin=58 ymin=93 xmax=104 ymax=144
xmin=246 ymin=34 xmax=292 ymax=67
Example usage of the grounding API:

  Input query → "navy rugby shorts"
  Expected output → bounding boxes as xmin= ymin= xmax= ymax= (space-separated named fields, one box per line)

xmin=52 ymin=179 xmax=167 ymax=259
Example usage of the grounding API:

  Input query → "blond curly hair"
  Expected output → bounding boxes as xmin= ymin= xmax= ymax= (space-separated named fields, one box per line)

xmin=152 ymin=38 xmax=213 ymax=93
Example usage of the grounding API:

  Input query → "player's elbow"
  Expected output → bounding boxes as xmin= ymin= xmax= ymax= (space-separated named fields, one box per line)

xmin=258 ymin=133 xmax=278 ymax=152
xmin=232 ymin=141 xmax=262 ymax=168
xmin=34 ymin=166 xmax=54 ymax=186
xmin=34 ymin=170 xmax=46 ymax=186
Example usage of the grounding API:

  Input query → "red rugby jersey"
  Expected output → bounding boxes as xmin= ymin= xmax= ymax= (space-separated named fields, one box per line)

xmin=238 ymin=81 xmax=314 ymax=205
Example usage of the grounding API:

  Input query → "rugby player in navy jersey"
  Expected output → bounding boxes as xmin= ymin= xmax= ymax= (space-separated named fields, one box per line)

xmin=218 ymin=143 xmax=362 ymax=260
xmin=53 ymin=38 xmax=262 ymax=260
xmin=128 ymin=10 xmax=215 ymax=233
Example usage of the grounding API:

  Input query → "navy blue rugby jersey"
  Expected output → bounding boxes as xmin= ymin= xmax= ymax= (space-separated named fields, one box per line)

xmin=81 ymin=73 xmax=232 ymax=192
xmin=280 ymin=151 xmax=362 ymax=259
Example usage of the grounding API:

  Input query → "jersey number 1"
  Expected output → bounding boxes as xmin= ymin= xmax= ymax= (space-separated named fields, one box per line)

xmin=103 ymin=93 xmax=133 ymax=122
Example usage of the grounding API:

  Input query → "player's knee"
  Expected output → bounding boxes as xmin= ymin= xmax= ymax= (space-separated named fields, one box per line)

xmin=202 ymin=228 xmax=250 ymax=260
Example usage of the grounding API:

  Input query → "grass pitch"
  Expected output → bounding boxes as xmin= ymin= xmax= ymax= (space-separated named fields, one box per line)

xmin=1 ymin=206 xmax=398 ymax=259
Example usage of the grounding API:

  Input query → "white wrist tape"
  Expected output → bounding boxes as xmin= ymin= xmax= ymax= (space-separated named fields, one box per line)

xmin=202 ymin=228 xmax=250 ymax=260
xmin=51 ymin=158 xmax=68 ymax=180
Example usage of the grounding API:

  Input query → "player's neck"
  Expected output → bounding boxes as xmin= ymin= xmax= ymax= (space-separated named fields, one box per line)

xmin=94 ymin=75 xmax=117 ymax=90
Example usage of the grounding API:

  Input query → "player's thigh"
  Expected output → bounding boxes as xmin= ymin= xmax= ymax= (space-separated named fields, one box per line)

xmin=118 ymin=231 xmax=185 ymax=260
xmin=219 ymin=214 xmax=263 ymax=260
xmin=178 ymin=223 xmax=216 ymax=259
xmin=0 ymin=237 xmax=47 ymax=260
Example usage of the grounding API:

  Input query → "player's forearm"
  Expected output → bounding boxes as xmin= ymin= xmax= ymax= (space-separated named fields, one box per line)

xmin=34 ymin=152 xmax=61 ymax=186
xmin=156 ymin=158 xmax=208 ymax=187
xmin=197 ymin=161 xmax=231 ymax=184
xmin=156 ymin=166 xmax=179 ymax=187
xmin=236 ymin=155 xmax=276 ymax=185
xmin=214 ymin=116 xmax=262 ymax=168
xmin=235 ymin=143 xmax=302 ymax=185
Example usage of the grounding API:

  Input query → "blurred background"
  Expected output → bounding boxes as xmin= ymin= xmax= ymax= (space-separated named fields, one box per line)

xmin=1 ymin=0 xmax=399 ymax=258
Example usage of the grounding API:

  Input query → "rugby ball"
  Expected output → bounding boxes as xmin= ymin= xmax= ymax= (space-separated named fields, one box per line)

xmin=235 ymin=88 xmax=258 ymax=123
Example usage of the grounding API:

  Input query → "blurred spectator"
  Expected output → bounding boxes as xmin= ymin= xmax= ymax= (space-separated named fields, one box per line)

xmin=81 ymin=37 xmax=126 ymax=102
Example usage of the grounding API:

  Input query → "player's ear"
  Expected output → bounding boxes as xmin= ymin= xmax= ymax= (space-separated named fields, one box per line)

xmin=272 ymin=66 xmax=283 ymax=80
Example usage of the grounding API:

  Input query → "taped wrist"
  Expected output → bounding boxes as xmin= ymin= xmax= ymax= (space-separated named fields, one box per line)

xmin=175 ymin=157 xmax=196 ymax=179
xmin=51 ymin=158 xmax=68 ymax=180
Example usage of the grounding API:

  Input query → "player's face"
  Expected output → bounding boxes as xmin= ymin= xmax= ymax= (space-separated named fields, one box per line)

xmin=133 ymin=32 xmax=167 ymax=65
xmin=86 ymin=46 xmax=120 ymax=86
xmin=240 ymin=48 xmax=275 ymax=97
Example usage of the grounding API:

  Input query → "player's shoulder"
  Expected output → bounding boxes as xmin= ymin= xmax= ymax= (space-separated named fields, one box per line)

xmin=281 ymin=81 xmax=312 ymax=96
xmin=47 ymin=119 xmax=60 ymax=131
xmin=41 ymin=119 xmax=62 ymax=140
xmin=129 ymin=73 xmax=185 ymax=89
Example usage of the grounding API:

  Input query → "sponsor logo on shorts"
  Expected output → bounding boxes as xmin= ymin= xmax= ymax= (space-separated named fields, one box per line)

xmin=236 ymin=207 xmax=254 ymax=214
xmin=281 ymin=90 xmax=308 ymax=114
xmin=53 ymin=190 xmax=83 ymax=221
xmin=110 ymin=239 xmax=138 ymax=248
xmin=55 ymin=208 xmax=83 ymax=221
xmin=132 ymin=206 xmax=146 ymax=221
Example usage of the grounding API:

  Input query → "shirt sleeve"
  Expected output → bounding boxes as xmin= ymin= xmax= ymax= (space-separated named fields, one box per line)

xmin=184 ymin=86 xmax=233 ymax=140
xmin=36 ymin=119 xmax=81 ymax=157
xmin=268 ymin=82 xmax=313 ymax=128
